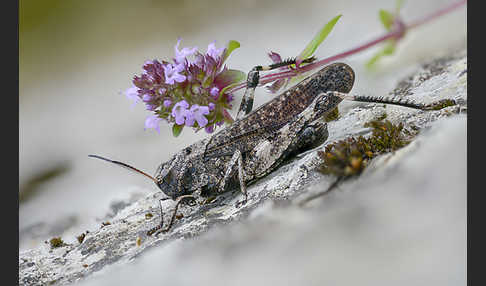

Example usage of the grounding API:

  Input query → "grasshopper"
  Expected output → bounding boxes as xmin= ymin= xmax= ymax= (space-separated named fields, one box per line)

xmin=90 ymin=61 xmax=455 ymax=236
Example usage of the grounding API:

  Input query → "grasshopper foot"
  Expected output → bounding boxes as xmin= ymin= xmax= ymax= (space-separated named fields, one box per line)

xmin=147 ymin=194 xmax=195 ymax=236
xmin=153 ymin=228 xmax=169 ymax=237
xmin=235 ymin=197 xmax=248 ymax=208
xmin=147 ymin=223 xmax=171 ymax=237
xmin=146 ymin=224 xmax=164 ymax=236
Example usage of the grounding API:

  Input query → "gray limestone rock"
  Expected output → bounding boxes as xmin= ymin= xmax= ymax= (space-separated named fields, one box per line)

xmin=19 ymin=48 xmax=467 ymax=286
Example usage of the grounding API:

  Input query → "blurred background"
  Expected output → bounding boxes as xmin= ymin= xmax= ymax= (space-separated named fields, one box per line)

xmin=19 ymin=0 xmax=466 ymax=251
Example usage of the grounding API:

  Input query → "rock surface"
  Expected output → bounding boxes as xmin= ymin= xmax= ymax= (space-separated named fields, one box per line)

xmin=19 ymin=49 xmax=466 ymax=286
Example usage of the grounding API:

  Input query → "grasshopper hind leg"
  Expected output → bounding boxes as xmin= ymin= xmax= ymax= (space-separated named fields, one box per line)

xmin=244 ymin=92 xmax=340 ymax=181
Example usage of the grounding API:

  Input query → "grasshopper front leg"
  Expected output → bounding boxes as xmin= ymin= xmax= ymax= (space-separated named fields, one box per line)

xmin=218 ymin=149 xmax=248 ymax=205
xmin=147 ymin=194 xmax=197 ymax=236
xmin=236 ymin=57 xmax=317 ymax=120
xmin=236 ymin=67 xmax=259 ymax=120
xmin=216 ymin=102 xmax=331 ymax=207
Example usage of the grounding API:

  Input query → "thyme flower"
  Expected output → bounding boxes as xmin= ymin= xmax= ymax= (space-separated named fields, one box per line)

xmin=126 ymin=39 xmax=244 ymax=136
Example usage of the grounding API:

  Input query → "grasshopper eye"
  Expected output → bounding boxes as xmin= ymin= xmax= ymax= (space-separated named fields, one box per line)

xmin=157 ymin=169 xmax=180 ymax=199
xmin=185 ymin=197 xmax=197 ymax=206
xmin=163 ymin=170 xmax=173 ymax=184
xmin=182 ymin=167 xmax=196 ymax=188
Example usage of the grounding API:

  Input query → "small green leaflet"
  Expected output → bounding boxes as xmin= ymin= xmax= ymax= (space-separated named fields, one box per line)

xmin=379 ymin=9 xmax=394 ymax=31
xmin=218 ymin=40 xmax=245 ymax=100
xmin=366 ymin=40 xmax=396 ymax=68
xmin=297 ymin=14 xmax=342 ymax=62
xmin=222 ymin=40 xmax=241 ymax=63
xmin=366 ymin=0 xmax=406 ymax=68
xmin=172 ymin=124 xmax=184 ymax=137
xmin=214 ymin=69 xmax=246 ymax=94
xmin=217 ymin=78 xmax=245 ymax=103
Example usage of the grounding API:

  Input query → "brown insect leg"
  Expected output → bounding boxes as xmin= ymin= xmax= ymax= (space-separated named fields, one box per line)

xmin=148 ymin=195 xmax=195 ymax=236
xmin=236 ymin=68 xmax=259 ymax=120
xmin=218 ymin=149 xmax=247 ymax=205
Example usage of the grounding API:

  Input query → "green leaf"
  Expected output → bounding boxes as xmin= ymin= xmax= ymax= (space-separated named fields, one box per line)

xmin=382 ymin=41 xmax=396 ymax=55
xmin=222 ymin=40 xmax=241 ymax=63
xmin=297 ymin=14 xmax=342 ymax=61
xmin=379 ymin=9 xmax=394 ymax=31
xmin=214 ymin=69 xmax=246 ymax=103
xmin=172 ymin=124 xmax=184 ymax=137
xmin=214 ymin=69 xmax=246 ymax=90
xmin=365 ymin=41 xmax=396 ymax=68
xmin=215 ymin=112 xmax=223 ymax=124
xmin=366 ymin=53 xmax=383 ymax=68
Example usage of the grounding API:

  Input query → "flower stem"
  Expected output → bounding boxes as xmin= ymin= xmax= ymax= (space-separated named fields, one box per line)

xmin=407 ymin=0 xmax=466 ymax=30
xmin=229 ymin=0 xmax=466 ymax=93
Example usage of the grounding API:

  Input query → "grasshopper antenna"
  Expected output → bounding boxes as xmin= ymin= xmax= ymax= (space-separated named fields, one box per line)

xmin=88 ymin=155 xmax=157 ymax=183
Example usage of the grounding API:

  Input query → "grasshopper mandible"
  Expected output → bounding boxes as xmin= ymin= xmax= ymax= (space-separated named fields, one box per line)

xmin=90 ymin=62 xmax=355 ymax=235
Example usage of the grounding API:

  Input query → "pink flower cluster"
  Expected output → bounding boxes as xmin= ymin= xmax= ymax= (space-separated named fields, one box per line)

xmin=125 ymin=39 xmax=244 ymax=136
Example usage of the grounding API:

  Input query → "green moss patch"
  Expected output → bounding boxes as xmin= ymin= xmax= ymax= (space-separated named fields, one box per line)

xmin=318 ymin=119 xmax=414 ymax=179
xmin=49 ymin=237 xmax=65 ymax=248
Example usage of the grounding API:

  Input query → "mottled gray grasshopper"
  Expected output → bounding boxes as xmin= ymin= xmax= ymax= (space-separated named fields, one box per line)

xmin=90 ymin=61 xmax=454 ymax=236
xmin=90 ymin=62 xmax=353 ymax=235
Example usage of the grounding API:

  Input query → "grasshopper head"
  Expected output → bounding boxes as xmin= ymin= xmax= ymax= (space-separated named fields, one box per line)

xmin=155 ymin=146 xmax=204 ymax=199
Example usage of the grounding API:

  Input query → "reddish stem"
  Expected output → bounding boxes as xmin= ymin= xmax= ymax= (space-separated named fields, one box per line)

xmin=407 ymin=0 xmax=466 ymax=29
xmin=259 ymin=29 xmax=402 ymax=85
xmin=229 ymin=0 xmax=466 ymax=93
